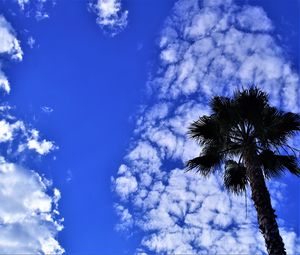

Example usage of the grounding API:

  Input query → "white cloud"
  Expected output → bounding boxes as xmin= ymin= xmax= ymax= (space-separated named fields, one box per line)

xmin=0 ymin=69 xmax=11 ymax=93
xmin=27 ymin=129 xmax=55 ymax=155
xmin=0 ymin=16 xmax=23 ymax=61
xmin=114 ymin=174 xmax=138 ymax=199
xmin=156 ymin=0 xmax=299 ymax=112
xmin=16 ymin=0 xmax=54 ymax=20
xmin=0 ymin=120 xmax=23 ymax=143
xmin=113 ymin=0 xmax=300 ymax=253
xmin=90 ymin=0 xmax=128 ymax=36
xmin=0 ymin=157 xmax=64 ymax=254
xmin=236 ymin=5 xmax=273 ymax=32
xmin=27 ymin=138 xmax=54 ymax=155
xmin=0 ymin=15 xmax=23 ymax=94
xmin=0 ymin=118 xmax=55 ymax=155
xmin=115 ymin=204 xmax=133 ymax=230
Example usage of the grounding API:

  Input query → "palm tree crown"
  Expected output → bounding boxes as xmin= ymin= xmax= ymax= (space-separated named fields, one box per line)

xmin=187 ymin=87 xmax=300 ymax=254
xmin=187 ymin=87 xmax=300 ymax=193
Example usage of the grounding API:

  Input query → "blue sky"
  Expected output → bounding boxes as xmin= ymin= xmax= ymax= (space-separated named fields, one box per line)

xmin=0 ymin=0 xmax=299 ymax=254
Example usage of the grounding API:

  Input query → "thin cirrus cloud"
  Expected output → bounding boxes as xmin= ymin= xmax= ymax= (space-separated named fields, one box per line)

xmin=89 ymin=0 xmax=128 ymax=36
xmin=0 ymin=14 xmax=64 ymax=254
xmin=113 ymin=0 xmax=300 ymax=254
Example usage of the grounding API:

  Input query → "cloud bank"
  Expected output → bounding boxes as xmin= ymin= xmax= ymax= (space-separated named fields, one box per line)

xmin=89 ymin=0 xmax=128 ymax=37
xmin=0 ymin=14 xmax=64 ymax=254
xmin=113 ymin=0 xmax=300 ymax=254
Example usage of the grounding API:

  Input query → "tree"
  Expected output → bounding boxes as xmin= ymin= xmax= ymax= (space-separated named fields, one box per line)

xmin=186 ymin=87 xmax=300 ymax=255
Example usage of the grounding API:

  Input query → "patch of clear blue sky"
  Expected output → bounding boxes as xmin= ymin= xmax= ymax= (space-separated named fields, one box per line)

xmin=0 ymin=0 xmax=299 ymax=254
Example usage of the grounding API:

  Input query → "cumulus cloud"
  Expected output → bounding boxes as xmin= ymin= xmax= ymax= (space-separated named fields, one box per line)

xmin=0 ymin=120 xmax=24 ymax=143
xmin=114 ymin=0 xmax=300 ymax=253
xmin=89 ymin=0 xmax=128 ymax=36
xmin=0 ymin=157 xmax=64 ymax=254
xmin=114 ymin=168 xmax=138 ymax=199
xmin=27 ymin=129 xmax=56 ymax=155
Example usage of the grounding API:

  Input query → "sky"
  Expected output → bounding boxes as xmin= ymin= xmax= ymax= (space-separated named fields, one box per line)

xmin=0 ymin=0 xmax=299 ymax=254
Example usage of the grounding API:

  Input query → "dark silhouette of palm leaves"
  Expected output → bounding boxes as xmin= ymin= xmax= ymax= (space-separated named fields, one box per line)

xmin=187 ymin=87 xmax=300 ymax=194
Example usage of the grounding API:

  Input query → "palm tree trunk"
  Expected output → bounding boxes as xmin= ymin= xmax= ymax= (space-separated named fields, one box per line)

xmin=244 ymin=148 xmax=286 ymax=255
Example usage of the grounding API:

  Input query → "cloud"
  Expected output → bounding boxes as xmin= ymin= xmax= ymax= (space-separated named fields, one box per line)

xmin=113 ymin=0 xmax=300 ymax=253
xmin=0 ymin=157 xmax=64 ymax=254
xmin=0 ymin=13 xmax=63 ymax=253
xmin=16 ymin=0 xmax=54 ymax=20
xmin=89 ymin=0 xmax=128 ymax=36
xmin=0 ymin=111 xmax=63 ymax=254
xmin=41 ymin=105 xmax=54 ymax=113
xmin=115 ymin=175 xmax=138 ymax=200
xmin=27 ymin=36 xmax=36 ymax=49
xmin=0 ymin=15 xmax=23 ymax=94
xmin=0 ymin=70 xmax=10 ymax=94
xmin=156 ymin=0 xmax=299 ymax=111
xmin=0 ymin=118 xmax=56 ymax=156
xmin=0 ymin=16 xmax=23 ymax=61
xmin=27 ymin=129 xmax=56 ymax=155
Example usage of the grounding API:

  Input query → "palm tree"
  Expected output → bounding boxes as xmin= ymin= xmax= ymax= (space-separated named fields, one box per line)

xmin=187 ymin=87 xmax=300 ymax=255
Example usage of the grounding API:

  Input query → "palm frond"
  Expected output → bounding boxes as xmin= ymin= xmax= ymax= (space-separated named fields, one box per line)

xmin=186 ymin=152 xmax=222 ymax=177
xmin=211 ymin=96 xmax=232 ymax=115
xmin=257 ymin=107 xmax=300 ymax=146
xmin=234 ymin=87 xmax=268 ymax=124
xmin=224 ymin=160 xmax=248 ymax=194
xmin=259 ymin=150 xmax=300 ymax=178
xmin=188 ymin=115 xmax=220 ymax=144
xmin=210 ymin=96 xmax=237 ymax=126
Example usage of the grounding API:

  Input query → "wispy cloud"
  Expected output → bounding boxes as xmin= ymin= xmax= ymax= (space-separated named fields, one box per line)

xmin=27 ymin=36 xmax=36 ymax=49
xmin=16 ymin=0 xmax=55 ymax=20
xmin=41 ymin=106 xmax=54 ymax=114
xmin=89 ymin=0 xmax=128 ymax=37
xmin=113 ymin=0 xmax=300 ymax=253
